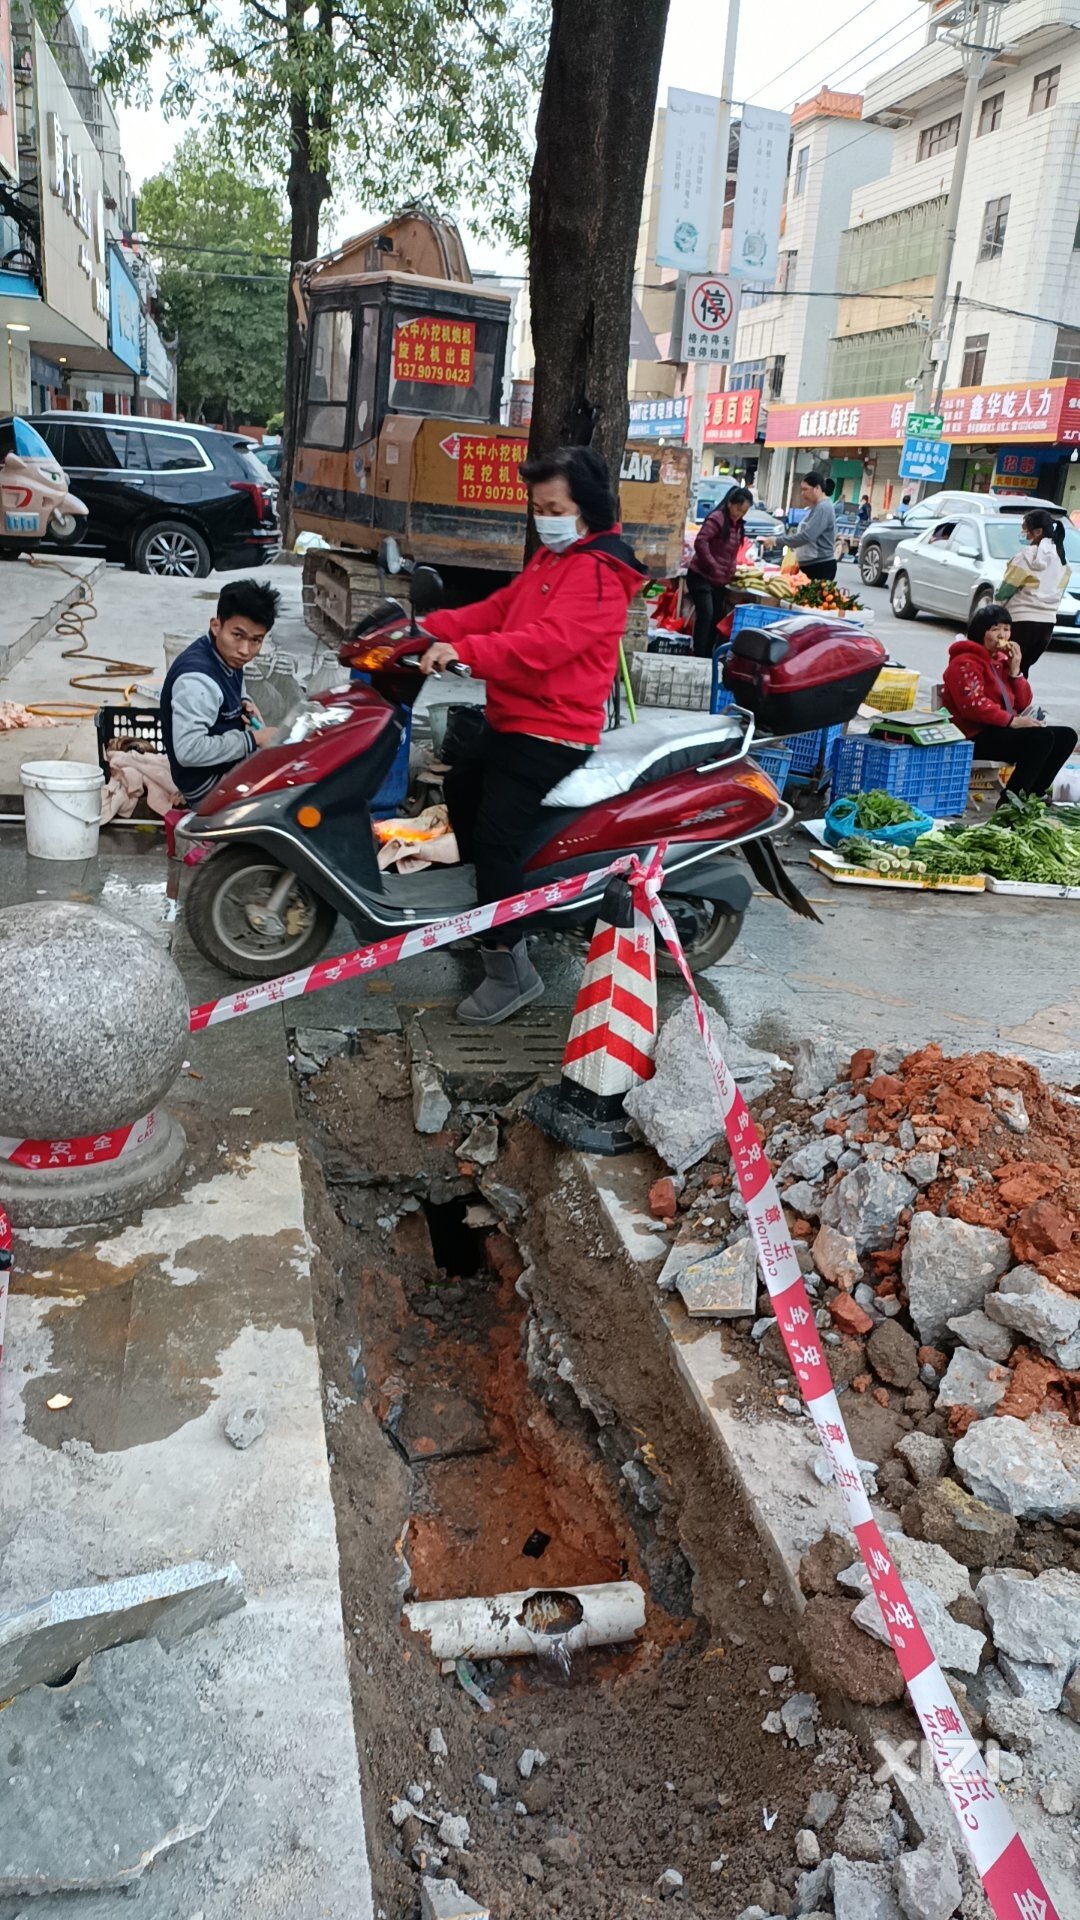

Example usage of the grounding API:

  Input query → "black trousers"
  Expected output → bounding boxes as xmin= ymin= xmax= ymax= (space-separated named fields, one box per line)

xmin=444 ymin=720 xmax=589 ymax=938
xmin=1009 ymin=619 xmax=1055 ymax=677
xmin=970 ymin=722 xmax=1078 ymax=798
xmin=686 ymin=570 xmax=725 ymax=658
xmin=801 ymin=559 xmax=838 ymax=582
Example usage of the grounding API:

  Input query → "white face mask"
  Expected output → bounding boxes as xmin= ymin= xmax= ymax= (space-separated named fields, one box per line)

xmin=534 ymin=513 xmax=581 ymax=552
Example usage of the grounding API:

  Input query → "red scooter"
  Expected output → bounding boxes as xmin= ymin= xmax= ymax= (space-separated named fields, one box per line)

xmin=182 ymin=572 xmax=818 ymax=980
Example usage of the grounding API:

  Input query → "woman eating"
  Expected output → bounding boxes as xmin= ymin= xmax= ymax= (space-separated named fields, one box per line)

xmin=941 ymin=601 xmax=1077 ymax=799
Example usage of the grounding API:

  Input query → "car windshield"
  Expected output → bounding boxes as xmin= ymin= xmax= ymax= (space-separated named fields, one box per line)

xmin=984 ymin=520 xmax=1080 ymax=562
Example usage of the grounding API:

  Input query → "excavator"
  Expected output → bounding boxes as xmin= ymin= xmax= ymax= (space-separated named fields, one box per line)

xmin=289 ymin=209 xmax=691 ymax=647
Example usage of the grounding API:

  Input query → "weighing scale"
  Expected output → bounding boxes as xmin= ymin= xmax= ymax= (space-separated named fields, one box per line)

xmin=868 ymin=707 xmax=966 ymax=748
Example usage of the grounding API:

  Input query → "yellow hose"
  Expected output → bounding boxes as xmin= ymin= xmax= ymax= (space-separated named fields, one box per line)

xmin=22 ymin=553 xmax=152 ymax=709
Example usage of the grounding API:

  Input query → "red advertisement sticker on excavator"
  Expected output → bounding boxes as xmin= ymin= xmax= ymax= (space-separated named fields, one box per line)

xmin=456 ymin=435 xmax=529 ymax=508
xmin=392 ymin=316 xmax=476 ymax=388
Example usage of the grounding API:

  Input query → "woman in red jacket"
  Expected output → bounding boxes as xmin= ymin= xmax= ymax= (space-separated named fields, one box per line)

xmin=687 ymin=485 xmax=753 ymax=657
xmin=941 ymin=602 xmax=1077 ymax=799
xmin=419 ymin=445 xmax=647 ymax=1025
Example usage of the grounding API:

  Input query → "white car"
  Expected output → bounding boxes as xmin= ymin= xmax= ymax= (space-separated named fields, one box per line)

xmin=889 ymin=511 xmax=1080 ymax=643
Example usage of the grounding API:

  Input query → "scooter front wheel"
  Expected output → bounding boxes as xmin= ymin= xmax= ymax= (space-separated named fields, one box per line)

xmin=185 ymin=847 xmax=337 ymax=979
xmin=656 ymin=898 xmax=744 ymax=975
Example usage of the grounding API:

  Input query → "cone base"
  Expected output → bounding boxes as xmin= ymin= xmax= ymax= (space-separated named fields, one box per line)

xmin=526 ymin=1079 xmax=637 ymax=1157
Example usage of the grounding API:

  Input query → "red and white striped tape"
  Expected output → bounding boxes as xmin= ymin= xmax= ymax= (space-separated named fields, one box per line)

xmin=0 ymin=1111 xmax=158 ymax=1170
xmin=188 ymin=856 xmax=631 ymax=1032
xmin=627 ymin=853 xmax=1060 ymax=1920
xmin=561 ymin=897 xmax=657 ymax=1096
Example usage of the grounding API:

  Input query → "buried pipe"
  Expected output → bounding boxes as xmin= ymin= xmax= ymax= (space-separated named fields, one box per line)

xmin=405 ymin=1582 xmax=646 ymax=1668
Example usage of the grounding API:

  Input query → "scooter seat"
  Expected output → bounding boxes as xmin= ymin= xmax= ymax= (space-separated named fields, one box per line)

xmin=542 ymin=710 xmax=745 ymax=807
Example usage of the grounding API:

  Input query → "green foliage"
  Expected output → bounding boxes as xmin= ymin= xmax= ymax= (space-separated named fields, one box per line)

xmin=139 ymin=132 xmax=289 ymax=425
xmin=265 ymin=411 xmax=285 ymax=436
xmin=99 ymin=0 xmax=545 ymax=255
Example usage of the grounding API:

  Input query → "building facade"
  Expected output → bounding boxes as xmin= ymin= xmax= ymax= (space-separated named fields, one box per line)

xmin=765 ymin=0 xmax=1080 ymax=513
xmin=0 ymin=3 xmax=174 ymax=414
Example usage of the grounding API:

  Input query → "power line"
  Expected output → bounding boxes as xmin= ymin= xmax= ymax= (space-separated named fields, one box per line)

xmin=741 ymin=0 xmax=895 ymax=104
xmin=140 ymin=238 xmax=291 ymax=261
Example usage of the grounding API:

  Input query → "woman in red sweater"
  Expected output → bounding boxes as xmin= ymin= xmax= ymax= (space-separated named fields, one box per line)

xmin=419 ymin=445 xmax=647 ymax=1025
xmin=941 ymin=602 xmax=1077 ymax=800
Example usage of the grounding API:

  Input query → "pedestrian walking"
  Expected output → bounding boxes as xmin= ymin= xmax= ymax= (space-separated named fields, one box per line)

xmin=942 ymin=601 xmax=1077 ymax=799
xmin=790 ymin=471 xmax=837 ymax=582
xmin=686 ymin=485 xmax=753 ymax=657
xmin=857 ymin=493 xmax=872 ymax=531
xmin=999 ymin=508 xmax=1071 ymax=675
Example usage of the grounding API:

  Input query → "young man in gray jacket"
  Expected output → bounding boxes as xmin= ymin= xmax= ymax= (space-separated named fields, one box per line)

xmin=161 ymin=578 xmax=280 ymax=803
xmin=791 ymin=471 xmax=838 ymax=582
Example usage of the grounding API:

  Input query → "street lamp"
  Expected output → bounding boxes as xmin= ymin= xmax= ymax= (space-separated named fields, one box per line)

xmin=5 ymin=320 xmax=31 ymax=412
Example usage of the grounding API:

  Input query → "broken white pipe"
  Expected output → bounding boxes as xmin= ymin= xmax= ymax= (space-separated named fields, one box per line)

xmin=405 ymin=1581 xmax=646 ymax=1663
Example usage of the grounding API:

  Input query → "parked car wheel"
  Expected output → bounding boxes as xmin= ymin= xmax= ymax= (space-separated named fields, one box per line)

xmin=968 ymin=586 xmax=995 ymax=624
xmin=134 ymin=520 xmax=212 ymax=578
xmin=891 ymin=571 xmax=919 ymax=620
xmin=859 ymin=541 xmax=885 ymax=588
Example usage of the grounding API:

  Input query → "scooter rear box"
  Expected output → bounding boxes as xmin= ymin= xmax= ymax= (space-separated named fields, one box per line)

xmin=721 ymin=615 xmax=885 ymax=735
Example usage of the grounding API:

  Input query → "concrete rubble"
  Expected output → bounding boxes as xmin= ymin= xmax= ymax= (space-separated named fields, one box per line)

xmin=901 ymin=1214 xmax=1011 ymax=1344
xmin=954 ymin=1414 xmax=1080 ymax=1521
xmin=625 ymin=1000 xmax=787 ymax=1170
xmin=0 ymin=1640 xmax=231 ymax=1895
xmin=0 ymin=1559 xmax=245 ymax=1701
xmin=674 ymin=1234 xmax=759 ymax=1316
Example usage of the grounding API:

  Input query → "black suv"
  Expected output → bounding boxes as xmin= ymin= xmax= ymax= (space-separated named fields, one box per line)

xmin=29 ymin=413 xmax=280 ymax=578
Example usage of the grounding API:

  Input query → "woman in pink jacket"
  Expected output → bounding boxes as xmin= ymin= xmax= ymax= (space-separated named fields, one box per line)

xmin=686 ymin=486 xmax=752 ymax=657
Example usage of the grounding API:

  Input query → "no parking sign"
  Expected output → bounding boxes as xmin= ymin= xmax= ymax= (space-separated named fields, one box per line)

xmin=683 ymin=274 xmax=741 ymax=365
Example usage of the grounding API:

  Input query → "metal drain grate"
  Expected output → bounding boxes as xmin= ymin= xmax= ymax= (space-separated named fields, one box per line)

xmin=413 ymin=1007 xmax=570 ymax=1102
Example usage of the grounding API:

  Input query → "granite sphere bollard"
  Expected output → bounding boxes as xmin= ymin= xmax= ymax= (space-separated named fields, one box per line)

xmin=0 ymin=901 xmax=189 ymax=1225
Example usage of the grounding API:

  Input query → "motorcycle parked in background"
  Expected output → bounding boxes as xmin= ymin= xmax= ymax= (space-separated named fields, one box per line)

xmin=0 ymin=416 xmax=87 ymax=552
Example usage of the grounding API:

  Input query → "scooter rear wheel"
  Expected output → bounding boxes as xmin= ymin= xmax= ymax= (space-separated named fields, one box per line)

xmin=185 ymin=847 xmax=337 ymax=979
xmin=656 ymin=898 xmax=744 ymax=975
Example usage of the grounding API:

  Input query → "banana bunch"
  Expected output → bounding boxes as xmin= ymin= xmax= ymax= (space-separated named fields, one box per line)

xmin=732 ymin=566 xmax=767 ymax=591
xmin=762 ymin=574 xmax=798 ymax=603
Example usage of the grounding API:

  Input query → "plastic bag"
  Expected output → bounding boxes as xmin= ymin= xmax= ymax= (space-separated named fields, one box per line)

xmin=824 ymin=796 xmax=934 ymax=850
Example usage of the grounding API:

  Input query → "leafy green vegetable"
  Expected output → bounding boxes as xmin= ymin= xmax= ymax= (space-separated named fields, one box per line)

xmin=842 ymin=795 xmax=1080 ymax=884
xmin=852 ymin=791 xmax=922 ymax=829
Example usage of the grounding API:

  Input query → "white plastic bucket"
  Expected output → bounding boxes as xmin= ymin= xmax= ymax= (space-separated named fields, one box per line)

xmin=163 ymin=633 xmax=197 ymax=670
xmin=20 ymin=760 xmax=105 ymax=861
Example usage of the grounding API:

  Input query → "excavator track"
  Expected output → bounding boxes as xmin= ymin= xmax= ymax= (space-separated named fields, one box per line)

xmin=302 ymin=548 xmax=390 ymax=650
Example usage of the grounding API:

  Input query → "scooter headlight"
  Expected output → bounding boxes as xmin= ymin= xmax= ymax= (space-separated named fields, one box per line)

xmin=281 ymin=702 xmax=352 ymax=745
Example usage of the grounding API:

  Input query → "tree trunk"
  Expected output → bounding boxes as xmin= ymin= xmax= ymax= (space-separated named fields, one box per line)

xmin=279 ymin=0 xmax=333 ymax=546
xmin=527 ymin=0 xmax=670 ymax=496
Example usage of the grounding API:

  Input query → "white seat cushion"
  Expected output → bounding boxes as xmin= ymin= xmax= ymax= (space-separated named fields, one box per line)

xmin=543 ymin=711 xmax=746 ymax=807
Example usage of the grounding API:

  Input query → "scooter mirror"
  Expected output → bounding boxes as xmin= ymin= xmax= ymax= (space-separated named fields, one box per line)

xmin=378 ymin=536 xmax=403 ymax=576
xmin=410 ymin=565 xmax=444 ymax=616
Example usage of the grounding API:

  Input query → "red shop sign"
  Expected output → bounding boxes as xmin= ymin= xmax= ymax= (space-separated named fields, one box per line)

xmin=704 ymin=387 xmax=762 ymax=444
xmin=768 ymin=379 xmax=1076 ymax=447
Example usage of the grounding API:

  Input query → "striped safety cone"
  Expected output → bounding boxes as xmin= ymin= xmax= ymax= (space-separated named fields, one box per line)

xmin=527 ymin=873 xmax=657 ymax=1154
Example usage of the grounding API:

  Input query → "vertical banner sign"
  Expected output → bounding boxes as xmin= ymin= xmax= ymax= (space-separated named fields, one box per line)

xmin=729 ymin=106 xmax=791 ymax=283
xmin=683 ymin=274 xmax=741 ymax=366
xmin=655 ymin=89 xmax=722 ymax=273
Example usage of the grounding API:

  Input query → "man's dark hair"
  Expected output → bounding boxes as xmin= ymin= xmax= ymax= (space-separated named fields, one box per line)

xmin=216 ymin=577 xmax=281 ymax=630
xmin=968 ymin=601 xmax=1012 ymax=647
xmin=519 ymin=445 xmax=618 ymax=532
xmin=803 ymin=470 xmax=827 ymax=493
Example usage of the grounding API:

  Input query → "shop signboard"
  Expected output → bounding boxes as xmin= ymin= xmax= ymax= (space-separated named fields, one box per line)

xmin=729 ymin=106 xmax=790 ymax=284
xmin=655 ymin=89 xmax=722 ymax=273
xmin=991 ymin=449 xmax=1052 ymax=492
xmin=35 ymin=30 xmax=108 ymax=345
xmin=900 ymin=435 xmax=951 ymax=484
xmin=107 ymin=247 xmax=142 ymax=374
xmin=628 ymin=396 xmax=690 ymax=441
xmin=683 ymin=274 xmax=740 ymax=366
xmin=767 ymin=379 xmax=1080 ymax=448
xmin=704 ymin=387 xmax=762 ymax=444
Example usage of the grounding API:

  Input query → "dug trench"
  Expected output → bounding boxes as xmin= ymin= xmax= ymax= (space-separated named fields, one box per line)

xmin=298 ymin=1032 xmax=862 ymax=1920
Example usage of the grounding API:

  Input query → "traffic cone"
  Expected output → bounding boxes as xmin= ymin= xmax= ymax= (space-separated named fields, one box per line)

xmin=527 ymin=873 xmax=657 ymax=1154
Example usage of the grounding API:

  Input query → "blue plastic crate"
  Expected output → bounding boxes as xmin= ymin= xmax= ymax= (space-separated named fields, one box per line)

xmin=788 ymin=723 xmax=844 ymax=778
xmin=829 ymin=733 xmax=973 ymax=817
xmin=750 ymin=744 xmax=793 ymax=792
xmin=731 ymin=602 xmax=791 ymax=637
xmin=710 ymin=647 xmax=735 ymax=713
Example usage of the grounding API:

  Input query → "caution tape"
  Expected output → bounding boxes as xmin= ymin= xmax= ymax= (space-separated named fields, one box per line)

xmin=188 ymin=856 xmax=631 ymax=1032
xmin=0 ymin=1112 xmax=158 ymax=1170
xmin=627 ymin=852 xmax=1060 ymax=1920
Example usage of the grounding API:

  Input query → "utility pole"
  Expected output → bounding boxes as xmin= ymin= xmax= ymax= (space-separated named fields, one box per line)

xmin=686 ymin=0 xmax=740 ymax=488
xmin=908 ymin=0 xmax=1005 ymax=494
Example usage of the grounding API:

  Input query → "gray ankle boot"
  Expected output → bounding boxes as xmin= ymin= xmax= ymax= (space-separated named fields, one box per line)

xmin=456 ymin=940 xmax=544 ymax=1026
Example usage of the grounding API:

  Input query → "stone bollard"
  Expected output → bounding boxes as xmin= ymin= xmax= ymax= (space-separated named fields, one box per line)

xmin=0 ymin=902 xmax=189 ymax=1226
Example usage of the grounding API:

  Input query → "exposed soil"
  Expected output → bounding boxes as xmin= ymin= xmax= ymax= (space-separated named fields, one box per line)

xmin=299 ymin=1035 xmax=859 ymax=1920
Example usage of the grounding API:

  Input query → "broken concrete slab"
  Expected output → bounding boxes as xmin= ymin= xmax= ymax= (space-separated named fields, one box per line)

xmin=975 ymin=1567 xmax=1080 ymax=1673
xmin=675 ymin=1235 xmax=760 ymax=1318
xmin=812 ymin=1223 xmax=862 ymax=1291
xmin=0 ymin=1559 xmax=245 ymax=1701
xmin=895 ymin=1833 xmax=962 ymax=1920
xmin=790 ymin=1034 xmax=844 ymax=1101
xmin=820 ymin=1163 xmax=916 ymax=1253
xmin=410 ymin=1021 xmax=452 ymax=1134
xmin=997 ymin=1652 xmax=1067 ymax=1711
xmin=625 ymin=1000 xmax=785 ymax=1171
xmin=831 ymin=1854 xmax=903 ymax=1920
xmin=901 ymin=1214 xmax=1011 ymax=1344
xmin=935 ymin=1347 xmax=1009 ymax=1416
xmin=985 ymin=1264 xmax=1080 ymax=1361
xmin=883 ymin=1533 xmax=973 ymax=1606
xmin=853 ymin=1578 xmax=985 ymax=1674
xmin=0 ymin=1639 xmax=231 ymax=1896
xmin=953 ymin=1414 xmax=1080 ymax=1521
xmin=945 ymin=1308 xmax=1014 ymax=1365
xmin=900 ymin=1475 xmax=1018 ymax=1568
xmin=894 ymin=1433 xmax=948 ymax=1486
xmin=420 ymin=1874 xmax=491 ymax=1920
